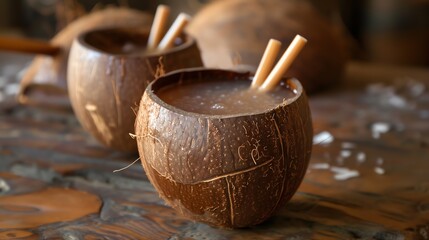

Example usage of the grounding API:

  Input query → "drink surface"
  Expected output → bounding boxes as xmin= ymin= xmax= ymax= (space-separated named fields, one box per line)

xmin=157 ymin=79 xmax=296 ymax=115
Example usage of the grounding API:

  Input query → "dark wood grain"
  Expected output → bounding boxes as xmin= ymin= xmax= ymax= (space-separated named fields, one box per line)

xmin=0 ymin=61 xmax=429 ymax=239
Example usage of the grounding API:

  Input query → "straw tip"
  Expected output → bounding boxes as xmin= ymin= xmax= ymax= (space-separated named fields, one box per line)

xmin=157 ymin=4 xmax=170 ymax=10
xmin=268 ymin=39 xmax=282 ymax=45
xmin=295 ymin=34 xmax=308 ymax=43
xmin=178 ymin=13 xmax=192 ymax=21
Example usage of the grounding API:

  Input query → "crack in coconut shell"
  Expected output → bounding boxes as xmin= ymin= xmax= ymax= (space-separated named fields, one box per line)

xmin=197 ymin=157 xmax=274 ymax=184
xmin=270 ymin=113 xmax=286 ymax=213
xmin=129 ymin=133 xmax=163 ymax=147
xmin=141 ymin=150 xmax=290 ymax=227
xmin=85 ymin=104 xmax=113 ymax=144
xmin=109 ymin=59 xmax=121 ymax=129
xmin=140 ymin=136 xmax=278 ymax=184
xmin=237 ymin=144 xmax=245 ymax=162
xmin=225 ymin=177 xmax=235 ymax=226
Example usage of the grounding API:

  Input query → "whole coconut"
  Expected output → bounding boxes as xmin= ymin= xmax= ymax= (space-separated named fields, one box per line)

xmin=187 ymin=0 xmax=349 ymax=93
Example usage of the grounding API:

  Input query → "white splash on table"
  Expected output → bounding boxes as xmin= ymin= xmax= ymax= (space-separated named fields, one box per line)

xmin=371 ymin=122 xmax=391 ymax=139
xmin=313 ymin=131 xmax=334 ymax=145
xmin=356 ymin=152 xmax=366 ymax=164
xmin=374 ymin=167 xmax=385 ymax=175
xmin=310 ymin=163 xmax=330 ymax=170
xmin=330 ymin=167 xmax=360 ymax=181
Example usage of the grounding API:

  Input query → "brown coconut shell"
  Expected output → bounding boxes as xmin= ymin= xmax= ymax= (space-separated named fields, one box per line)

xmin=19 ymin=8 xmax=153 ymax=110
xmin=135 ymin=68 xmax=313 ymax=228
xmin=68 ymin=28 xmax=203 ymax=153
xmin=187 ymin=0 xmax=350 ymax=93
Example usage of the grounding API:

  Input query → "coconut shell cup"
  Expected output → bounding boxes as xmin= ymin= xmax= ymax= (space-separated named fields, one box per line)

xmin=19 ymin=8 xmax=153 ymax=111
xmin=68 ymin=28 xmax=203 ymax=153
xmin=135 ymin=68 xmax=313 ymax=228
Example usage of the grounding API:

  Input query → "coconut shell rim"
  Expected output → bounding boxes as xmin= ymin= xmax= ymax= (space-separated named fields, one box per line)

xmin=145 ymin=67 xmax=304 ymax=119
xmin=75 ymin=27 xmax=197 ymax=58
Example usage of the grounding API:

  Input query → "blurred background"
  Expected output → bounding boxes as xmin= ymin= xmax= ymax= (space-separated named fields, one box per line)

xmin=0 ymin=0 xmax=428 ymax=66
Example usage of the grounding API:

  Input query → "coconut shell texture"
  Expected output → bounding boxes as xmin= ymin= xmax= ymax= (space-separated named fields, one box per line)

xmin=19 ymin=8 xmax=153 ymax=110
xmin=68 ymin=29 xmax=203 ymax=153
xmin=187 ymin=0 xmax=350 ymax=93
xmin=135 ymin=69 xmax=313 ymax=228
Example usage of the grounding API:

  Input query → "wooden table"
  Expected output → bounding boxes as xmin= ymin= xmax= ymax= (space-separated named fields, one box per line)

xmin=1 ymin=61 xmax=429 ymax=239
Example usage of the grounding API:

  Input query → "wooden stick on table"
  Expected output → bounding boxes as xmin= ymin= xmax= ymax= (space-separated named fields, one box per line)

xmin=0 ymin=36 xmax=61 ymax=56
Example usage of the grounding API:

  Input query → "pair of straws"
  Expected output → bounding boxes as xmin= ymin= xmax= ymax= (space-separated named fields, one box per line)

xmin=147 ymin=5 xmax=191 ymax=51
xmin=251 ymin=35 xmax=307 ymax=92
xmin=148 ymin=4 xmax=306 ymax=92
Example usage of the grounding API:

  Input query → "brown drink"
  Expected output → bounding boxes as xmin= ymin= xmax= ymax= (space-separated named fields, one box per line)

xmin=157 ymin=78 xmax=297 ymax=115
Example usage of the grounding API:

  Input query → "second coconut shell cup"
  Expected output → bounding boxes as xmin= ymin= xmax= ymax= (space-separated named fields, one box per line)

xmin=68 ymin=28 xmax=203 ymax=153
xmin=135 ymin=68 xmax=313 ymax=228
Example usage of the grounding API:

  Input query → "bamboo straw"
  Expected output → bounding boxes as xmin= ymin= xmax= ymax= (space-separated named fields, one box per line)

xmin=259 ymin=35 xmax=307 ymax=91
xmin=251 ymin=39 xmax=282 ymax=89
xmin=147 ymin=5 xmax=170 ymax=49
xmin=157 ymin=13 xmax=191 ymax=51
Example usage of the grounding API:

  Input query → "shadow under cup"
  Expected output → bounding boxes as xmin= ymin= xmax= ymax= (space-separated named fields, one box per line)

xmin=135 ymin=68 xmax=313 ymax=228
xmin=67 ymin=27 xmax=203 ymax=153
